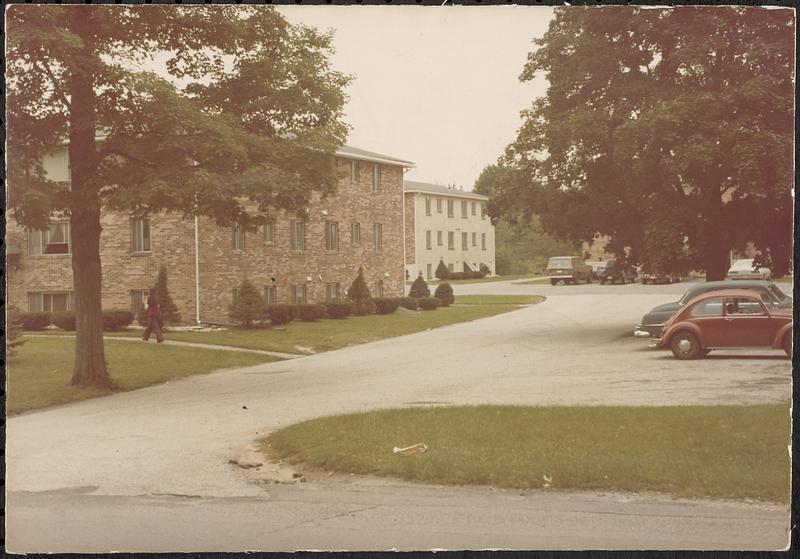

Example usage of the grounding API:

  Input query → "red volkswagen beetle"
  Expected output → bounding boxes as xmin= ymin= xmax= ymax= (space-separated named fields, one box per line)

xmin=656 ymin=289 xmax=792 ymax=359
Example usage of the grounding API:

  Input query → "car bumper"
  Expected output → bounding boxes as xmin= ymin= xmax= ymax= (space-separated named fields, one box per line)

xmin=547 ymin=275 xmax=576 ymax=279
xmin=726 ymin=274 xmax=765 ymax=280
xmin=634 ymin=324 xmax=664 ymax=338
xmin=634 ymin=329 xmax=652 ymax=338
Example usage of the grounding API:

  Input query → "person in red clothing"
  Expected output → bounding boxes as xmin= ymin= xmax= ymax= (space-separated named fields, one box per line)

xmin=142 ymin=287 xmax=165 ymax=343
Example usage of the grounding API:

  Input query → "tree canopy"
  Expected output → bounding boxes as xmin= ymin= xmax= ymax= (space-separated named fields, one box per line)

xmin=493 ymin=6 xmax=794 ymax=279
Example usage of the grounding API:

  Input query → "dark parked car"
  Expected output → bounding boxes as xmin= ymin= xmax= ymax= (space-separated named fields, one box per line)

xmin=634 ymin=280 xmax=792 ymax=339
xmin=546 ymin=256 xmax=593 ymax=285
xmin=599 ymin=260 xmax=637 ymax=285
xmin=640 ymin=270 xmax=681 ymax=284
xmin=656 ymin=289 xmax=792 ymax=359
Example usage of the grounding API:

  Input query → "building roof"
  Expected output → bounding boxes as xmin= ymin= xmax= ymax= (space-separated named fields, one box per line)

xmin=336 ymin=145 xmax=415 ymax=168
xmin=403 ymin=180 xmax=488 ymax=201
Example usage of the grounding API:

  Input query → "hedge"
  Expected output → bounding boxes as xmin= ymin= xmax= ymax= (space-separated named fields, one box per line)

xmin=103 ymin=310 xmax=134 ymax=332
xmin=298 ymin=304 xmax=326 ymax=322
xmin=418 ymin=297 xmax=442 ymax=311
xmin=52 ymin=311 xmax=77 ymax=331
xmin=266 ymin=304 xmax=294 ymax=326
xmin=433 ymin=283 xmax=454 ymax=307
xmin=19 ymin=312 xmax=51 ymax=331
xmin=325 ymin=300 xmax=354 ymax=319
xmin=400 ymin=297 xmax=419 ymax=311
xmin=374 ymin=297 xmax=400 ymax=315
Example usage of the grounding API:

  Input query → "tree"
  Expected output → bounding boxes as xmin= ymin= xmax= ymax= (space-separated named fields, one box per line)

xmin=7 ymin=6 xmax=350 ymax=388
xmin=153 ymin=265 xmax=181 ymax=326
xmin=409 ymin=274 xmax=431 ymax=298
xmin=229 ymin=278 xmax=266 ymax=328
xmin=6 ymin=306 xmax=26 ymax=358
xmin=494 ymin=7 xmax=794 ymax=280
xmin=347 ymin=267 xmax=376 ymax=316
xmin=434 ymin=259 xmax=450 ymax=281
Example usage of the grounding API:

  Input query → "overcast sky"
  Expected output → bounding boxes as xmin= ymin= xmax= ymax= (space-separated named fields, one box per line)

xmin=278 ymin=6 xmax=554 ymax=190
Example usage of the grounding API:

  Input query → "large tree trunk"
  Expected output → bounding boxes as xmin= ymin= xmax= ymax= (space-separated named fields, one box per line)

xmin=67 ymin=8 xmax=112 ymax=389
xmin=704 ymin=247 xmax=730 ymax=282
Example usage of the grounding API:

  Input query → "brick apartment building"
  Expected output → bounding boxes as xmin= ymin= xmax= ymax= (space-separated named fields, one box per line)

xmin=6 ymin=145 xmax=415 ymax=324
xmin=403 ymin=181 xmax=495 ymax=280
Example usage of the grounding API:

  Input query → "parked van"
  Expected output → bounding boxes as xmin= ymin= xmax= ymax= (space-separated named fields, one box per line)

xmin=546 ymin=256 xmax=593 ymax=285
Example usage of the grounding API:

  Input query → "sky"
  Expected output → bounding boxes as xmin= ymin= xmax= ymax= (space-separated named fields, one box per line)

xmin=278 ymin=6 xmax=554 ymax=190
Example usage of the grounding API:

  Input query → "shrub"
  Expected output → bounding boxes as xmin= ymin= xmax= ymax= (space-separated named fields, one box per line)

xmin=136 ymin=308 xmax=148 ymax=327
xmin=408 ymin=274 xmax=431 ymax=298
xmin=298 ymin=304 xmax=326 ymax=322
xmin=400 ymin=297 xmax=419 ymax=310
xmin=266 ymin=304 xmax=293 ymax=327
xmin=374 ymin=297 xmax=400 ymax=315
xmin=418 ymin=297 xmax=442 ymax=311
xmin=52 ymin=311 xmax=77 ymax=331
xmin=288 ymin=305 xmax=302 ymax=321
xmin=154 ymin=265 xmax=181 ymax=325
xmin=449 ymin=271 xmax=464 ymax=281
xmin=480 ymin=263 xmax=491 ymax=276
xmin=325 ymin=300 xmax=354 ymax=319
xmin=103 ymin=309 xmax=134 ymax=332
xmin=229 ymin=278 xmax=266 ymax=327
xmin=19 ymin=312 xmax=51 ymax=331
xmin=434 ymin=283 xmax=454 ymax=307
xmin=347 ymin=267 xmax=376 ymax=315
xmin=435 ymin=259 xmax=450 ymax=280
xmin=7 ymin=305 xmax=26 ymax=357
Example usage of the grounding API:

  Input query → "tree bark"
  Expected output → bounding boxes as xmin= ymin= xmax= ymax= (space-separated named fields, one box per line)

xmin=67 ymin=9 xmax=112 ymax=389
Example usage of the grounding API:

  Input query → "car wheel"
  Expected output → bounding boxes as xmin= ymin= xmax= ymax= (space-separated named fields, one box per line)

xmin=670 ymin=331 xmax=701 ymax=360
xmin=550 ymin=279 xmax=557 ymax=286
xmin=586 ymin=275 xmax=591 ymax=284
xmin=784 ymin=333 xmax=792 ymax=358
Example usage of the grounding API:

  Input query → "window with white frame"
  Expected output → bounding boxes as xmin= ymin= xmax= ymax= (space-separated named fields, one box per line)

xmin=426 ymin=264 xmax=432 ymax=279
xmin=425 ymin=197 xmax=432 ymax=216
xmin=482 ymin=232 xmax=487 ymax=250
xmin=290 ymin=220 xmax=306 ymax=252
xmin=264 ymin=285 xmax=277 ymax=305
xmin=448 ymin=231 xmax=454 ymax=250
xmin=437 ymin=231 xmax=443 ymax=246
xmin=29 ymin=222 xmax=71 ymax=255
xmin=448 ymin=263 xmax=454 ymax=273
xmin=461 ymin=200 xmax=468 ymax=219
xmin=232 ymin=223 xmax=245 ymax=251
xmin=131 ymin=218 xmax=151 ymax=252
xmin=350 ymin=160 xmax=359 ymax=183
xmin=426 ymin=230 xmax=432 ymax=250
xmin=436 ymin=198 xmax=442 ymax=213
xmin=447 ymin=199 xmax=454 ymax=218
xmin=292 ymin=284 xmax=307 ymax=304
xmin=372 ymin=164 xmax=382 ymax=192
xmin=481 ymin=203 xmax=487 ymax=220
xmin=263 ymin=221 xmax=275 ymax=245
xmin=462 ymin=232 xmax=468 ymax=250
xmin=29 ymin=291 xmax=74 ymax=312
xmin=373 ymin=280 xmax=384 ymax=298
xmin=325 ymin=221 xmax=340 ymax=252
xmin=472 ymin=232 xmax=477 ymax=246
xmin=350 ymin=222 xmax=361 ymax=247
xmin=373 ymin=223 xmax=383 ymax=252
xmin=471 ymin=201 xmax=477 ymax=216
xmin=325 ymin=282 xmax=341 ymax=301
xmin=131 ymin=289 xmax=149 ymax=315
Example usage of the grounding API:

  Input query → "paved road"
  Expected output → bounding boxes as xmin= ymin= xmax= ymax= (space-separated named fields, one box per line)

xmin=7 ymin=280 xmax=792 ymax=551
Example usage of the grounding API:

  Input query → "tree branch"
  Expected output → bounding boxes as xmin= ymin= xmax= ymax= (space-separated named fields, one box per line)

xmin=37 ymin=60 xmax=71 ymax=111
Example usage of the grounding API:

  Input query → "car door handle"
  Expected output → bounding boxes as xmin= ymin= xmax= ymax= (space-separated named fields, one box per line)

xmin=724 ymin=317 xmax=734 ymax=322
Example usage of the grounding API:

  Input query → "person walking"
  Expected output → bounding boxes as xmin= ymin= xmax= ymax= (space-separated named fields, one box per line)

xmin=142 ymin=287 xmax=165 ymax=343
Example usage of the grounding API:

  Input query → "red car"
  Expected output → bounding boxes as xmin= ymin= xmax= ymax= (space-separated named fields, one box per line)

xmin=656 ymin=289 xmax=792 ymax=359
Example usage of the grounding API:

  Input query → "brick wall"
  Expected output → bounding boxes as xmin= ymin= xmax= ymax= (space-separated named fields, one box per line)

xmin=404 ymin=192 xmax=416 ymax=266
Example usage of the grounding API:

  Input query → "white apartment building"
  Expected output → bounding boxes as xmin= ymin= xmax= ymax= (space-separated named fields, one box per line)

xmin=404 ymin=181 xmax=496 ymax=280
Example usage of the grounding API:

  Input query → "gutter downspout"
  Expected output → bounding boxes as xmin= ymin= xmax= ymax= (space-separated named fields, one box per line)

xmin=194 ymin=215 xmax=201 ymax=325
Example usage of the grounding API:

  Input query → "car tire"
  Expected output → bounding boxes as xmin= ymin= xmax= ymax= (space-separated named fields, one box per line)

xmin=586 ymin=275 xmax=591 ymax=284
xmin=550 ymin=279 xmax=557 ymax=286
xmin=670 ymin=331 xmax=701 ymax=360
xmin=784 ymin=333 xmax=792 ymax=358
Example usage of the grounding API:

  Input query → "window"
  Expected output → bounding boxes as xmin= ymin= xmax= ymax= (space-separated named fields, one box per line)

xmin=291 ymin=284 xmax=307 ymax=304
xmin=290 ymin=220 xmax=305 ymax=252
xmin=325 ymin=282 xmax=341 ymax=301
xmin=724 ymin=297 xmax=765 ymax=316
xmin=263 ymin=221 xmax=275 ymax=245
xmin=481 ymin=233 xmax=486 ymax=250
xmin=471 ymin=201 xmax=477 ymax=216
xmin=448 ymin=231 xmax=454 ymax=250
xmin=461 ymin=200 xmax=468 ymax=219
xmin=462 ymin=232 xmax=468 ymax=250
xmin=325 ymin=221 xmax=340 ymax=252
xmin=131 ymin=289 xmax=149 ymax=315
xmin=436 ymin=198 xmax=443 ymax=213
xmin=373 ymin=280 xmax=384 ymax=298
xmin=350 ymin=160 xmax=359 ymax=183
xmin=447 ymin=199 xmax=454 ymax=218
xmin=131 ymin=218 xmax=151 ymax=252
xmin=426 ymin=230 xmax=432 ymax=250
xmin=437 ymin=231 xmax=443 ymax=246
xmin=264 ymin=285 xmax=278 ymax=305
xmin=232 ymin=223 xmax=245 ymax=251
xmin=481 ymin=203 xmax=487 ymax=220
xmin=426 ymin=264 xmax=433 ymax=279
xmin=29 ymin=222 xmax=71 ymax=255
xmin=472 ymin=232 xmax=477 ymax=247
xmin=448 ymin=263 xmax=454 ymax=273
xmin=425 ymin=197 xmax=432 ymax=216
xmin=28 ymin=291 xmax=74 ymax=312
xmin=350 ymin=222 xmax=361 ymax=247
xmin=372 ymin=164 xmax=381 ymax=192
xmin=373 ymin=223 xmax=383 ymax=252
xmin=690 ymin=297 xmax=723 ymax=317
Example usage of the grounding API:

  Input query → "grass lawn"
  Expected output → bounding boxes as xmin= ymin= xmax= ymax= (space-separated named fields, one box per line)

xmin=263 ymin=404 xmax=790 ymax=503
xmin=7 ymin=337 xmax=277 ymax=414
xmin=38 ymin=295 xmax=538 ymax=354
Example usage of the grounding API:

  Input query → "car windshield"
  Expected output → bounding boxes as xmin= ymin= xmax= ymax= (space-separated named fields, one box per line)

xmin=769 ymin=284 xmax=788 ymax=302
xmin=548 ymin=258 xmax=572 ymax=268
xmin=731 ymin=259 xmax=754 ymax=270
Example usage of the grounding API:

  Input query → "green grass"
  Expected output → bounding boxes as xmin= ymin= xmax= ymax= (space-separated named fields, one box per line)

xmin=263 ymin=404 xmax=790 ymax=503
xmin=7 ymin=337 xmax=277 ymax=414
xmin=34 ymin=296 xmax=537 ymax=354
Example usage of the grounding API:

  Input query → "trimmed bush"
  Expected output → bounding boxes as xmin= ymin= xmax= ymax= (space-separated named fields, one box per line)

xmin=374 ymin=297 xmax=400 ymax=315
xmin=434 ymin=283 xmax=454 ymax=307
xmin=288 ymin=305 xmax=302 ymax=321
xmin=400 ymin=297 xmax=419 ymax=311
xmin=480 ymin=263 xmax=491 ymax=276
xmin=52 ymin=311 xmax=77 ymax=331
xmin=7 ymin=305 xmax=26 ymax=357
xmin=298 ymin=304 xmax=326 ymax=322
xmin=19 ymin=312 xmax=51 ymax=331
xmin=435 ymin=259 xmax=450 ymax=280
xmin=325 ymin=300 xmax=354 ymax=319
xmin=266 ymin=304 xmax=293 ymax=327
xmin=229 ymin=278 xmax=266 ymax=328
xmin=348 ymin=267 xmax=376 ymax=316
xmin=103 ymin=309 xmax=134 ymax=332
xmin=408 ymin=274 xmax=431 ymax=298
xmin=418 ymin=297 xmax=441 ymax=311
